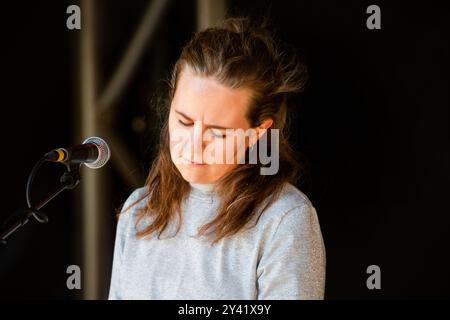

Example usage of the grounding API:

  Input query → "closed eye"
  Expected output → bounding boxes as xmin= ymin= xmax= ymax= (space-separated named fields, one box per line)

xmin=178 ymin=120 xmax=226 ymax=138
xmin=178 ymin=119 xmax=191 ymax=126
xmin=213 ymin=131 xmax=227 ymax=139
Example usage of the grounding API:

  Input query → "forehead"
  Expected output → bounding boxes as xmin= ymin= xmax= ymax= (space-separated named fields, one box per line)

xmin=172 ymin=65 xmax=252 ymax=129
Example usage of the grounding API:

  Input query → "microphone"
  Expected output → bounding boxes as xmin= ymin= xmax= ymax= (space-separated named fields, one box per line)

xmin=44 ymin=136 xmax=111 ymax=169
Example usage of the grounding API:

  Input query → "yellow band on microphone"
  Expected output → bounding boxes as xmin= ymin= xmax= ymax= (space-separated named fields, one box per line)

xmin=55 ymin=149 xmax=65 ymax=162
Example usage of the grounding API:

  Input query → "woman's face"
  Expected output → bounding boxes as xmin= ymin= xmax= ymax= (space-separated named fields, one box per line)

xmin=168 ymin=65 xmax=259 ymax=184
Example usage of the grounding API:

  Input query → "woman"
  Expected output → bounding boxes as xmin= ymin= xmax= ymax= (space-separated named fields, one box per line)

xmin=108 ymin=17 xmax=326 ymax=300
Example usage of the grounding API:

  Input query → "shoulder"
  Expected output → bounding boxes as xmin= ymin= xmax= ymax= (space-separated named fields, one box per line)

xmin=257 ymin=183 xmax=325 ymax=260
xmin=122 ymin=186 xmax=149 ymax=211
xmin=116 ymin=186 xmax=150 ymax=232
xmin=277 ymin=182 xmax=313 ymax=208
xmin=256 ymin=182 xmax=318 ymax=230
xmin=263 ymin=182 xmax=314 ymax=217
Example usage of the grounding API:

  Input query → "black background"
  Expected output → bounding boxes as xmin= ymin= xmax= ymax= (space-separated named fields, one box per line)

xmin=0 ymin=0 xmax=449 ymax=299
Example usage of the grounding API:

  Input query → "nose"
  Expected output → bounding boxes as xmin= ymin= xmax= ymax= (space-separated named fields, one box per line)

xmin=190 ymin=120 xmax=205 ymax=163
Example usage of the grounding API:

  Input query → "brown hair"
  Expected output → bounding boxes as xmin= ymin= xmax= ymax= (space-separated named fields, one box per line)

xmin=120 ymin=17 xmax=308 ymax=246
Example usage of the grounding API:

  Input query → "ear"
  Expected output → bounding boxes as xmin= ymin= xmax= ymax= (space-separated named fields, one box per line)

xmin=258 ymin=118 xmax=273 ymax=133
xmin=248 ymin=118 xmax=273 ymax=148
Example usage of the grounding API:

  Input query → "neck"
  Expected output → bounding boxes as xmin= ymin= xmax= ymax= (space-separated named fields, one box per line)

xmin=189 ymin=181 xmax=216 ymax=192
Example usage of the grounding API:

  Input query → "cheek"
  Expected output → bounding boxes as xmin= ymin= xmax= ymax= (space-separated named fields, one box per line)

xmin=202 ymin=138 xmax=228 ymax=164
xmin=169 ymin=126 xmax=190 ymax=164
xmin=220 ymin=134 xmax=248 ymax=164
xmin=203 ymin=135 xmax=247 ymax=165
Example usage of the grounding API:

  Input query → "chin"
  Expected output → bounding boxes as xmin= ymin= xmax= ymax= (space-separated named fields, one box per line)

xmin=178 ymin=165 xmax=208 ymax=182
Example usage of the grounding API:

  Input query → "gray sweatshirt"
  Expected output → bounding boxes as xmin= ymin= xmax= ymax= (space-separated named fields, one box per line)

xmin=108 ymin=182 xmax=326 ymax=300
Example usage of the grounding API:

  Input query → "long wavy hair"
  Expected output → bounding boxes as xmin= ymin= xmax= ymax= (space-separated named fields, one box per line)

xmin=120 ymin=17 xmax=309 ymax=246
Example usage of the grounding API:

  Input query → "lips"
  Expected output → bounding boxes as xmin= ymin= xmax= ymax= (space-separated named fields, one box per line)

xmin=182 ymin=158 xmax=206 ymax=165
xmin=189 ymin=161 xmax=206 ymax=166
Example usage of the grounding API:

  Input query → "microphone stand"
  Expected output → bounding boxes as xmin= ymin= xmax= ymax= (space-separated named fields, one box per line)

xmin=0 ymin=162 xmax=82 ymax=244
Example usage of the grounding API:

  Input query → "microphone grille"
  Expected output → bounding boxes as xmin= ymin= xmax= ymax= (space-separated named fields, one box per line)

xmin=82 ymin=136 xmax=111 ymax=169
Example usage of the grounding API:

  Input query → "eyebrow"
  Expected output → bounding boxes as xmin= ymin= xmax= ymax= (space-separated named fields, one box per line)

xmin=175 ymin=110 xmax=233 ymax=130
